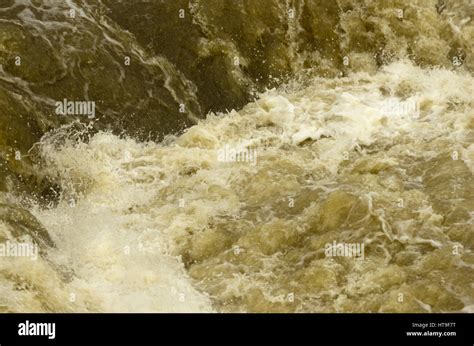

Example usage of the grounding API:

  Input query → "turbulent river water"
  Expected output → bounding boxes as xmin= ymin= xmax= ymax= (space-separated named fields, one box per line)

xmin=0 ymin=0 xmax=473 ymax=312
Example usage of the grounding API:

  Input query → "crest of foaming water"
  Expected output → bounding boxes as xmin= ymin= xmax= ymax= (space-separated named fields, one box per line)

xmin=0 ymin=60 xmax=469 ymax=312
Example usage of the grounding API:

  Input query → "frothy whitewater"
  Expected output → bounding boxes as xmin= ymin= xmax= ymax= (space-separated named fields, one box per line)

xmin=1 ymin=60 xmax=471 ymax=312
xmin=0 ymin=0 xmax=473 ymax=313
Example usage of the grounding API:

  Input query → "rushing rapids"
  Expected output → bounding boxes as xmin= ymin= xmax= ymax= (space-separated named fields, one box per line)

xmin=0 ymin=0 xmax=473 ymax=312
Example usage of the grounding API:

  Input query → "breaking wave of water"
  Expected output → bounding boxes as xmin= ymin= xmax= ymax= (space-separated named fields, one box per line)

xmin=0 ymin=0 xmax=473 ymax=312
